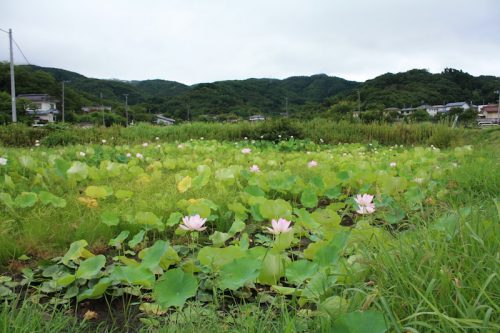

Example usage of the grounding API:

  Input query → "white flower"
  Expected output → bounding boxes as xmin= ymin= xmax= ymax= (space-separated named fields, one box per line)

xmin=241 ymin=148 xmax=251 ymax=154
xmin=390 ymin=162 xmax=397 ymax=167
xmin=307 ymin=160 xmax=318 ymax=168
xmin=180 ymin=214 xmax=207 ymax=232
xmin=249 ymin=165 xmax=260 ymax=173
xmin=320 ymin=138 xmax=324 ymax=143
xmin=200 ymin=137 xmax=204 ymax=140
xmin=354 ymin=194 xmax=375 ymax=215
xmin=244 ymin=137 xmax=248 ymax=140
xmin=35 ymin=140 xmax=39 ymax=143
xmin=136 ymin=153 xmax=143 ymax=159
xmin=35 ymin=143 xmax=40 ymax=147
xmin=155 ymin=137 xmax=160 ymax=141
xmin=0 ymin=157 xmax=7 ymax=166
xmin=278 ymin=135 xmax=282 ymax=138
xmin=414 ymin=177 xmax=424 ymax=184
xmin=126 ymin=153 xmax=132 ymax=158
xmin=156 ymin=144 xmax=161 ymax=148
xmin=266 ymin=218 xmax=292 ymax=235
xmin=260 ymin=135 xmax=264 ymax=139
xmin=142 ymin=142 xmax=149 ymax=147
xmin=101 ymin=139 xmax=107 ymax=144
xmin=79 ymin=152 xmax=86 ymax=157
xmin=177 ymin=144 xmax=185 ymax=149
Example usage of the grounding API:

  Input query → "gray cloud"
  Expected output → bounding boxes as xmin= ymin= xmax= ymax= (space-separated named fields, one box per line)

xmin=1 ymin=0 xmax=499 ymax=84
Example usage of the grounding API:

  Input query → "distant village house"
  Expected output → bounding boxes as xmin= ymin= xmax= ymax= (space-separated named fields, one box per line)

xmin=249 ymin=115 xmax=265 ymax=121
xmin=155 ymin=114 xmax=175 ymax=125
xmin=18 ymin=94 xmax=60 ymax=125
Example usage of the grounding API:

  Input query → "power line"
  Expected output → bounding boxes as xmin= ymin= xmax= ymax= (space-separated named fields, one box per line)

xmin=0 ymin=27 xmax=8 ymax=34
xmin=12 ymin=38 xmax=31 ymax=65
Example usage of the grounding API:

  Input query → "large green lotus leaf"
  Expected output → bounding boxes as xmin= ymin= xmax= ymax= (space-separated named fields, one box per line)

xmin=139 ymin=240 xmax=169 ymax=271
xmin=258 ymin=252 xmax=286 ymax=285
xmin=111 ymin=266 xmax=155 ymax=287
xmin=300 ymin=187 xmax=318 ymax=208
xmin=105 ymin=162 xmax=122 ymax=177
xmin=177 ymin=175 xmax=192 ymax=193
xmin=325 ymin=186 xmax=342 ymax=200
xmin=135 ymin=212 xmax=163 ymax=231
xmin=197 ymin=246 xmax=247 ymax=270
xmin=227 ymin=220 xmax=246 ymax=235
xmin=166 ymin=212 xmax=183 ymax=227
xmin=100 ymin=211 xmax=120 ymax=226
xmin=285 ymin=260 xmax=319 ymax=285
xmin=115 ymin=189 xmax=134 ymax=200
xmin=317 ymin=295 xmax=350 ymax=318
xmin=66 ymin=161 xmax=89 ymax=180
xmin=77 ymin=277 xmax=112 ymax=302
xmin=14 ymin=192 xmax=38 ymax=208
xmin=331 ymin=311 xmax=388 ymax=333
xmin=54 ymin=158 xmax=70 ymax=178
xmin=187 ymin=202 xmax=211 ymax=218
xmin=243 ymin=185 xmax=265 ymax=197
xmin=38 ymin=191 xmax=66 ymax=208
xmin=56 ymin=273 xmax=76 ymax=287
xmin=294 ymin=208 xmax=320 ymax=230
xmin=84 ymin=186 xmax=112 ymax=199
xmin=128 ymin=230 xmax=146 ymax=248
xmin=259 ymin=199 xmax=293 ymax=220
xmin=314 ymin=231 xmax=349 ymax=267
xmin=378 ymin=175 xmax=408 ymax=195
xmin=271 ymin=231 xmax=294 ymax=253
xmin=109 ymin=230 xmax=130 ymax=249
xmin=209 ymin=231 xmax=231 ymax=247
xmin=227 ymin=202 xmax=248 ymax=221
xmin=61 ymin=240 xmax=94 ymax=265
xmin=301 ymin=269 xmax=335 ymax=300
xmin=19 ymin=155 xmax=35 ymax=169
xmin=75 ymin=255 xmax=106 ymax=279
xmin=404 ymin=186 xmax=425 ymax=209
xmin=309 ymin=176 xmax=325 ymax=191
xmin=0 ymin=193 xmax=14 ymax=208
xmin=191 ymin=165 xmax=211 ymax=188
xmin=158 ymin=246 xmax=180 ymax=270
xmin=311 ymin=207 xmax=341 ymax=227
xmin=153 ymin=268 xmax=198 ymax=308
xmin=215 ymin=167 xmax=236 ymax=182
xmin=218 ymin=257 xmax=261 ymax=290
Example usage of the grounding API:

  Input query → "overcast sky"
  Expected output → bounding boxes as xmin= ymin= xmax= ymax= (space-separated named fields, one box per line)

xmin=1 ymin=0 xmax=499 ymax=84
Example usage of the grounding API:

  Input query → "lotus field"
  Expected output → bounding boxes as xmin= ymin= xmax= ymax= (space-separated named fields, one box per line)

xmin=0 ymin=137 xmax=498 ymax=332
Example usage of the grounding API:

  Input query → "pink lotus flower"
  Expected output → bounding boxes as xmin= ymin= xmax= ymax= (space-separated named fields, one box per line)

xmin=354 ymin=194 xmax=375 ymax=215
xmin=241 ymin=148 xmax=251 ymax=154
xmin=136 ymin=153 xmax=143 ymax=159
xmin=180 ymin=214 xmax=207 ymax=232
xmin=266 ymin=218 xmax=292 ymax=235
xmin=126 ymin=153 xmax=132 ymax=158
xmin=390 ymin=162 xmax=397 ymax=167
xmin=249 ymin=164 xmax=260 ymax=173
xmin=307 ymin=160 xmax=318 ymax=168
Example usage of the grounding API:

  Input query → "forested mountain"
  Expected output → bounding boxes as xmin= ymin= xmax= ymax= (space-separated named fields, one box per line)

xmin=0 ymin=62 xmax=498 ymax=124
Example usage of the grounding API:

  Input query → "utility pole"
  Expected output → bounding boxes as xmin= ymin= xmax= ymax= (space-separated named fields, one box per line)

xmin=357 ymin=90 xmax=361 ymax=113
xmin=61 ymin=80 xmax=70 ymax=122
xmin=100 ymin=92 xmax=105 ymax=126
xmin=123 ymin=94 xmax=129 ymax=127
xmin=9 ymin=29 xmax=17 ymax=122
xmin=495 ymin=90 xmax=500 ymax=123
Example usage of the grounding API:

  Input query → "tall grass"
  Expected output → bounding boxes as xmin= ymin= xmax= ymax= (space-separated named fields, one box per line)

xmin=0 ymin=120 xmax=467 ymax=148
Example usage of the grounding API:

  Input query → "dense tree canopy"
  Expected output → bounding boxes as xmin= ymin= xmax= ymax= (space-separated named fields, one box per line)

xmin=0 ymin=63 xmax=498 ymax=124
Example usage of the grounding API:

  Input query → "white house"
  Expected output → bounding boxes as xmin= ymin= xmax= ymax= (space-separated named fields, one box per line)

xmin=444 ymin=102 xmax=470 ymax=112
xmin=18 ymin=94 xmax=60 ymax=125
xmin=249 ymin=115 xmax=265 ymax=121
xmin=155 ymin=114 xmax=175 ymax=125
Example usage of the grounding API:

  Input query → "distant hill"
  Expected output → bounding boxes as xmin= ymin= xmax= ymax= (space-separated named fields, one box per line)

xmin=0 ymin=62 xmax=498 ymax=123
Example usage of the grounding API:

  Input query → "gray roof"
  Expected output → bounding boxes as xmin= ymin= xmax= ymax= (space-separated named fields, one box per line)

xmin=445 ymin=102 xmax=467 ymax=107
